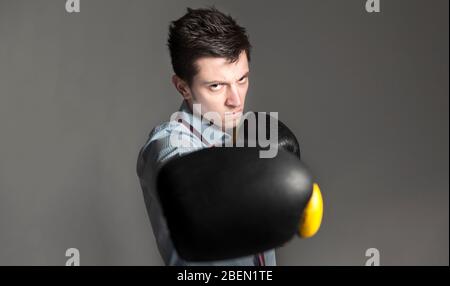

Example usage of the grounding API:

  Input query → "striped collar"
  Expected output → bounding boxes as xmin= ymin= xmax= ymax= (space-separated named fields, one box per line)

xmin=177 ymin=100 xmax=232 ymax=147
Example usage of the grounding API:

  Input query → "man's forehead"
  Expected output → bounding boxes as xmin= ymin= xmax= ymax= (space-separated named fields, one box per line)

xmin=194 ymin=52 xmax=249 ymax=82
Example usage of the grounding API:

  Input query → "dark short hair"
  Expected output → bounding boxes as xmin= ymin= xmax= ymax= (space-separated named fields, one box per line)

xmin=168 ymin=7 xmax=251 ymax=85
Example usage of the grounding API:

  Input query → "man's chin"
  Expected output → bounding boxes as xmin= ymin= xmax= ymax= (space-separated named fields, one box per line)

xmin=223 ymin=116 xmax=242 ymax=130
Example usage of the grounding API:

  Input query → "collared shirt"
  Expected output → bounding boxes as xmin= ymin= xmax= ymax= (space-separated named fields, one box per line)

xmin=136 ymin=101 xmax=276 ymax=266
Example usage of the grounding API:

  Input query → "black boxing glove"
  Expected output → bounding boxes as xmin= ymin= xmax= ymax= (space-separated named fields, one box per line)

xmin=156 ymin=147 xmax=313 ymax=261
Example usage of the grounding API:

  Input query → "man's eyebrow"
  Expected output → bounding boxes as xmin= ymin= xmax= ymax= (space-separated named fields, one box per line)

xmin=202 ymin=79 xmax=225 ymax=85
xmin=202 ymin=71 xmax=250 ymax=85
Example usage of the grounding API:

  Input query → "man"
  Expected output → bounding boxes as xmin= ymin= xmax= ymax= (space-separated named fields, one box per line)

xmin=136 ymin=7 xmax=276 ymax=266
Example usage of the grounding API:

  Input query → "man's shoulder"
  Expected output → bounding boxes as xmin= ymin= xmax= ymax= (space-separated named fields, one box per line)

xmin=147 ymin=119 xmax=198 ymax=145
xmin=137 ymin=120 xmax=185 ymax=176
xmin=141 ymin=119 xmax=203 ymax=161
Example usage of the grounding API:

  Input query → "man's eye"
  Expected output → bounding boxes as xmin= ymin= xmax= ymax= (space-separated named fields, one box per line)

xmin=238 ymin=76 xmax=248 ymax=84
xmin=210 ymin=84 xmax=222 ymax=91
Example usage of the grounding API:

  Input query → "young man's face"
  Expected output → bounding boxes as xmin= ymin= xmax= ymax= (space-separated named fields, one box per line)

xmin=174 ymin=51 xmax=249 ymax=130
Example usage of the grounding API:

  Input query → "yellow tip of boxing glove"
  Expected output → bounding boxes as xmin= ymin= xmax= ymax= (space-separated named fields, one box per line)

xmin=298 ymin=183 xmax=323 ymax=238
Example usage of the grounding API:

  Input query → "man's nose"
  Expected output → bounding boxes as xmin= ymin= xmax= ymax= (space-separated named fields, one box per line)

xmin=226 ymin=85 xmax=241 ymax=107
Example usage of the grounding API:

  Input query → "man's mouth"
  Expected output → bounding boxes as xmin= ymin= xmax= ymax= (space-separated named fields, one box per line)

xmin=225 ymin=109 xmax=243 ymax=118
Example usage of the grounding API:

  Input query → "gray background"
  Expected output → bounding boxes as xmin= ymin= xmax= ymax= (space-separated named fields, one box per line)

xmin=0 ymin=0 xmax=448 ymax=265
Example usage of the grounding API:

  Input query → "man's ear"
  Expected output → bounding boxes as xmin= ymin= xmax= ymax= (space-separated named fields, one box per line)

xmin=172 ymin=75 xmax=191 ymax=101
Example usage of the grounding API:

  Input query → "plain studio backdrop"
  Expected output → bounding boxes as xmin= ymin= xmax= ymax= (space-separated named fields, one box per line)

xmin=0 ymin=0 xmax=448 ymax=265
